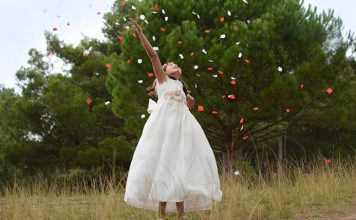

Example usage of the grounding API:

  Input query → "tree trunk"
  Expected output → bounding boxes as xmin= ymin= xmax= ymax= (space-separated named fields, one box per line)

xmin=222 ymin=130 xmax=235 ymax=173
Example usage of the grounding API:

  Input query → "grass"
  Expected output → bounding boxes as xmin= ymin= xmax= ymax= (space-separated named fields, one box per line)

xmin=0 ymin=157 xmax=355 ymax=220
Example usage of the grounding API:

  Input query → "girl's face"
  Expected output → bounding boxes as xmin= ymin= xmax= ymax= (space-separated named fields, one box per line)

xmin=165 ymin=63 xmax=181 ymax=80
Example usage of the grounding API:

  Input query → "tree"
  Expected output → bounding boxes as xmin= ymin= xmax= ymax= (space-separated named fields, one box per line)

xmin=104 ymin=0 xmax=355 ymax=172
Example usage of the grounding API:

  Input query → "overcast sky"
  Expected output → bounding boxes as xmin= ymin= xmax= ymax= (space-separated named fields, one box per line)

xmin=1 ymin=0 xmax=355 ymax=94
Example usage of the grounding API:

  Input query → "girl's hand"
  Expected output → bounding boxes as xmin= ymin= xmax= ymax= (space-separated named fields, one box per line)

xmin=186 ymin=95 xmax=195 ymax=109
xmin=129 ymin=17 xmax=142 ymax=33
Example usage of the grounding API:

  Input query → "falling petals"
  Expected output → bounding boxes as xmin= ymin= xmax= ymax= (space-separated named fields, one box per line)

xmin=228 ymin=94 xmax=236 ymax=100
xmin=83 ymin=50 xmax=90 ymax=57
xmin=240 ymin=117 xmax=244 ymax=124
xmin=86 ymin=98 xmax=92 ymax=104
xmin=151 ymin=4 xmax=158 ymax=11
xmin=198 ymin=105 xmax=204 ymax=112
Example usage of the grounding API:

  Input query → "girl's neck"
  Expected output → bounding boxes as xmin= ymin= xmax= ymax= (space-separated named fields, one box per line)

xmin=168 ymin=74 xmax=180 ymax=80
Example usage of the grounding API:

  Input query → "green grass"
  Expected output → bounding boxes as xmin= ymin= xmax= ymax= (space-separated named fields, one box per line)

xmin=0 ymin=157 xmax=355 ymax=219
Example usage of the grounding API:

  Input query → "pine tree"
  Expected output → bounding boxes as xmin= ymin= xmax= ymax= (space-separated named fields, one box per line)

xmin=104 ymin=0 xmax=355 ymax=172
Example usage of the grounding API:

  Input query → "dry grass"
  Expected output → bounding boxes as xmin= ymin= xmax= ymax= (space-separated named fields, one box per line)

xmin=0 ymin=157 xmax=355 ymax=220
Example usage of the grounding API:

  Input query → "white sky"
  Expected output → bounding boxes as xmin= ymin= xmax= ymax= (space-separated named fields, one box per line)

xmin=0 ymin=0 xmax=355 ymax=94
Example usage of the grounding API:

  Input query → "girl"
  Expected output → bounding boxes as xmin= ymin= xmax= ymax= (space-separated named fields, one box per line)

xmin=124 ymin=18 xmax=223 ymax=220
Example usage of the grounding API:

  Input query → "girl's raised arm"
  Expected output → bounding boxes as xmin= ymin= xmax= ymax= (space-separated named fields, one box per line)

xmin=129 ymin=18 xmax=166 ymax=84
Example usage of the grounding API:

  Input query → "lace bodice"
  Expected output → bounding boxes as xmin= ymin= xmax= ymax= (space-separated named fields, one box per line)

xmin=147 ymin=76 xmax=187 ymax=114
xmin=155 ymin=76 xmax=187 ymax=102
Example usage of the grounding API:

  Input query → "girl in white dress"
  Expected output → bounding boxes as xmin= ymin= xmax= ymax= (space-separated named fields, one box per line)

xmin=124 ymin=18 xmax=223 ymax=220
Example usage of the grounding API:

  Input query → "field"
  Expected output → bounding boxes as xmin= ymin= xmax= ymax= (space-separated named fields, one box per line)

xmin=1 ymin=157 xmax=355 ymax=220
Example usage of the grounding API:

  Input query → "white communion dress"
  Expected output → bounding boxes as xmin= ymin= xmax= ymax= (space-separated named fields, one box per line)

xmin=124 ymin=75 xmax=223 ymax=213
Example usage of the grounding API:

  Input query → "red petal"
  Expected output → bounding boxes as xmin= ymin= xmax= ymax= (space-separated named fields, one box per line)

xmin=86 ymin=98 xmax=92 ymax=104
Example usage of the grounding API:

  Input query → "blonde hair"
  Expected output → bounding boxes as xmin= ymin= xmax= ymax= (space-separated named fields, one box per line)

xmin=146 ymin=62 xmax=191 ymax=97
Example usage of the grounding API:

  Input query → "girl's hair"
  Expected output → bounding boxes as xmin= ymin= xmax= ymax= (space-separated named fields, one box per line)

xmin=146 ymin=62 xmax=191 ymax=97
